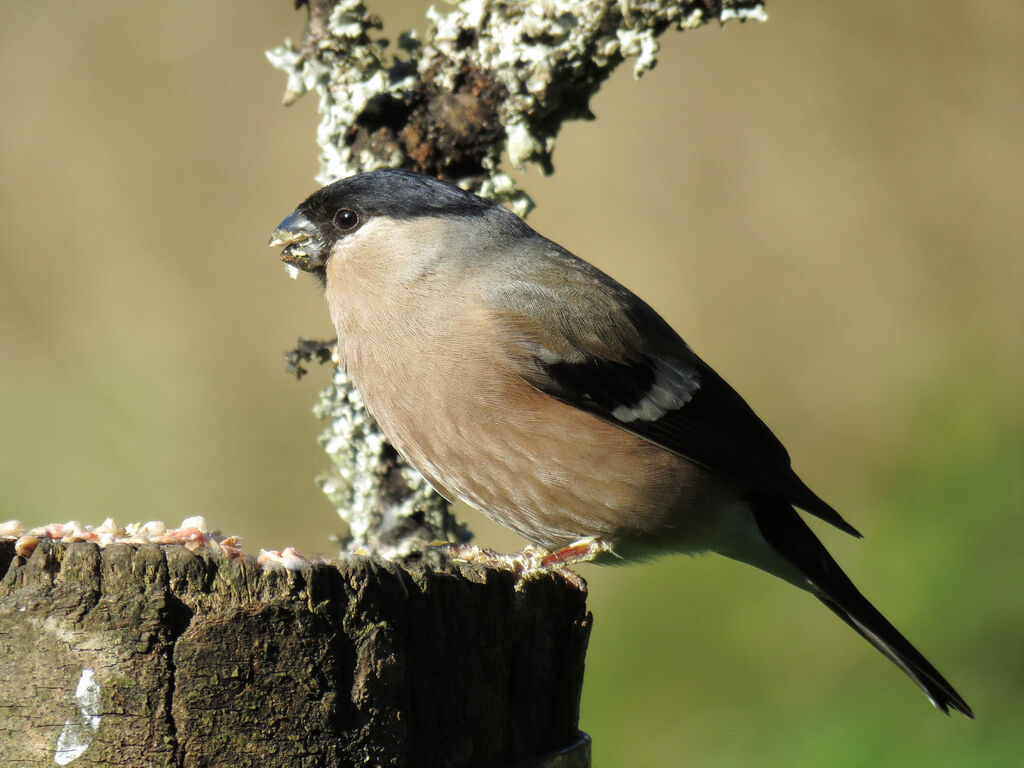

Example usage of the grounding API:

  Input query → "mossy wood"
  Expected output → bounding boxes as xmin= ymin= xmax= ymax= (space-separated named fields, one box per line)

xmin=0 ymin=540 xmax=591 ymax=767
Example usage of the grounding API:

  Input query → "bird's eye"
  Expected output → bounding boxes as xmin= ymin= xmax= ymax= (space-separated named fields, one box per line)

xmin=333 ymin=208 xmax=359 ymax=232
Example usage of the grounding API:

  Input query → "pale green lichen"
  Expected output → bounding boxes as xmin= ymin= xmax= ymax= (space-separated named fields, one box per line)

xmin=267 ymin=0 xmax=766 ymax=198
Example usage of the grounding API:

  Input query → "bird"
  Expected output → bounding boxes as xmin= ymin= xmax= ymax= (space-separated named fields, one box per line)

xmin=269 ymin=168 xmax=972 ymax=717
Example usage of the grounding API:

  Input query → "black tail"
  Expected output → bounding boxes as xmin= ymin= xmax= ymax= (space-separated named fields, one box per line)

xmin=750 ymin=496 xmax=973 ymax=718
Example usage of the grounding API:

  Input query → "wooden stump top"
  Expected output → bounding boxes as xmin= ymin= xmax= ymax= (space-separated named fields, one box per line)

xmin=0 ymin=540 xmax=591 ymax=768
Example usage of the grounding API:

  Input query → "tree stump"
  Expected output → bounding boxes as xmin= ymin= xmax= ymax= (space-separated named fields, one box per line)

xmin=0 ymin=540 xmax=591 ymax=767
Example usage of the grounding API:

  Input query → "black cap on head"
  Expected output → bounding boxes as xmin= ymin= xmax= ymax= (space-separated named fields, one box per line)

xmin=300 ymin=169 xmax=497 ymax=222
xmin=270 ymin=170 xmax=528 ymax=282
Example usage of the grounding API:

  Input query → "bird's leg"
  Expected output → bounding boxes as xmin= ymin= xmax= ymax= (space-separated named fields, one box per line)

xmin=539 ymin=536 xmax=615 ymax=569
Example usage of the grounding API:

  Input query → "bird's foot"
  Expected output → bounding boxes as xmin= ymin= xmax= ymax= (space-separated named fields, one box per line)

xmin=538 ymin=536 xmax=615 ymax=569
xmin=440 ymin=537 xmax=612 ymax=590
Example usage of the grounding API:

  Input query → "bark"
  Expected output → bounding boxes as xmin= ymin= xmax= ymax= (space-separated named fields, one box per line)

xmin=0 ymin=540 xmax=591 ymax=767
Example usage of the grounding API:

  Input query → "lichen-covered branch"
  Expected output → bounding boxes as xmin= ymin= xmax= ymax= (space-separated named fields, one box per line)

xmin=268 ymin=0 xmax=765 ymax=556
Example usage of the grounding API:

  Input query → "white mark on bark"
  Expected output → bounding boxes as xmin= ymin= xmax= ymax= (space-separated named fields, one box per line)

xmin=53 ymin=668 xmax=101 ymax=765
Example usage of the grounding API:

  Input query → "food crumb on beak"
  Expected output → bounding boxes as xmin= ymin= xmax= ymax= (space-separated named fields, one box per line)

xmin=285 ymin=264 xmax=300 ymax=280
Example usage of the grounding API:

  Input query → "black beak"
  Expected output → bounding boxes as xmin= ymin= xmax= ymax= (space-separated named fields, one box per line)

xmin=268 ymin=209 xmax=327 ymax=272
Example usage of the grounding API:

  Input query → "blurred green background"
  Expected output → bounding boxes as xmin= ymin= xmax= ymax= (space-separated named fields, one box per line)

xmin=1 ymin=1 xmax=1021 ymax=765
